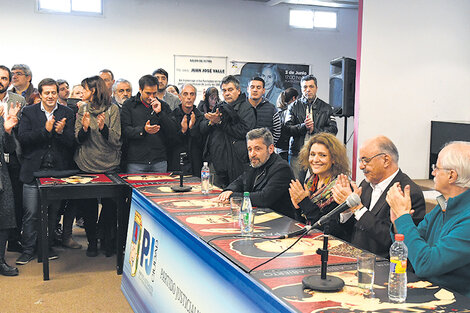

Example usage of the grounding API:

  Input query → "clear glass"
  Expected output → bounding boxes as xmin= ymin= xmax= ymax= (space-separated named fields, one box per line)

xmin=357 ymin=252 xmax=375 ymax=291
xmin=230 ymin=197 xmax=242 ymax=222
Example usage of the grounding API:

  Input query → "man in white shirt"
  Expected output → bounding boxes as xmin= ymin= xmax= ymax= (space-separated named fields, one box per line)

xmin=332 ymin=135 xmax=425 ymax=257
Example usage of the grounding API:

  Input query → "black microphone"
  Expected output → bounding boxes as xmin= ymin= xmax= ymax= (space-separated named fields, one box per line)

xmin=312 ymin=193 xmax=361 ymax=229
xmin=275 ymin=193 xmax=361 ymax=239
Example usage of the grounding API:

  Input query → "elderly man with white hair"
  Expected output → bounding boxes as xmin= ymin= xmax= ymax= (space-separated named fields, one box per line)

xmin=386 ymin=141 xmax=470 ymax=297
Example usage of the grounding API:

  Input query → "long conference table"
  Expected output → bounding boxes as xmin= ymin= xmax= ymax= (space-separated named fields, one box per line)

xmin=113 ymin=173 xmax=470 ymax=312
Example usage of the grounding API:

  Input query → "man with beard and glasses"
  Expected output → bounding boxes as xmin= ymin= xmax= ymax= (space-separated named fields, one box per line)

xmin=152 ymin=68 xmax=181 ymax=111
xmin=217 ymin=128 xmax=296 ymax=219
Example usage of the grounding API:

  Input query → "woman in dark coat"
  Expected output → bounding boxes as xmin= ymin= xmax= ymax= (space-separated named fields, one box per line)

xmin=0 ymin=104 xmax=20 ymax=276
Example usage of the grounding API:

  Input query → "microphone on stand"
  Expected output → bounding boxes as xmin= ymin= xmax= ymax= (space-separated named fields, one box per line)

xmin=171 ymin=152 xmax=192 ymax=192
xmin=275 ymin=193 xmax=361 ymax=239
xmin=301 ymin=192 xmax=362 ymax=292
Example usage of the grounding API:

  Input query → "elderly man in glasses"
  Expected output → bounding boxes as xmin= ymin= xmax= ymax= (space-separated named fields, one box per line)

xmin=332 ymin=135 xmax=425 ymax=258
xmin=386 ymin=141 xmax=470 ymax=297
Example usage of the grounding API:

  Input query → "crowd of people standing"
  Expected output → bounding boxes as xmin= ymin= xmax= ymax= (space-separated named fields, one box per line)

xmin=1 ymin=63 xmax=469 ymax=300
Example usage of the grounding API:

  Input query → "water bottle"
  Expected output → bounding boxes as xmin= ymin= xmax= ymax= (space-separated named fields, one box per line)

xmin=201 ymin=162 xmax=210 ymax=194
xmin=239 ymin=192 xmax=254 ymax=235
xmin=388 ymin=234 xmax=408 ymax=303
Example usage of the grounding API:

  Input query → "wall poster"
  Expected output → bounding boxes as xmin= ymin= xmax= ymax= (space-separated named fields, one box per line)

xmin=174 ymin=55 xmax=227 ymax=101
xmin=230 ymin=61 xmax=310 ymax=104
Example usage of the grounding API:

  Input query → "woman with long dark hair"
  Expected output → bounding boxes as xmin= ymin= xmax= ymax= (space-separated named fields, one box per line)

xmin=274 ymin=87 xmax=298 ymax=160
xmin=197 ymin=87 xmax=220 ymax=114
xmin=0 ymin=104 xmax=20 ymax=276
xmin=74 ymin=75 xmax=121 ymax=257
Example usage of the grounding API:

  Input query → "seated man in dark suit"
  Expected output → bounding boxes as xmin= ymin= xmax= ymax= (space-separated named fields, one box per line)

xmin=217 ymin=128 xmax=296 ymax=220
xmin=16 ymin=78 xmax=75 ymax=265
xmin=332 ymin=135 xmax=425 ymax=258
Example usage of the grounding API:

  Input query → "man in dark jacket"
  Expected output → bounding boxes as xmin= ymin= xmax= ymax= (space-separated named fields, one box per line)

xmin=285 ymin=74 xmax=337 ymax=178
xmin=17 ymin=78 xmax=76 ymax=265
xmin=169 ymin=84 xmax=204 ymax=176
xmin=332 ymin=136 xmax=425 ymax=258
xmin=217 ymin=128 xmax=296 ymax=220
xmin=121 ymin=75 xmax=177 ymax=173
xmin=247 ymin=77 xmax=280 ymax=144
xmin=201 ymin=75 xmax=256 ymax=188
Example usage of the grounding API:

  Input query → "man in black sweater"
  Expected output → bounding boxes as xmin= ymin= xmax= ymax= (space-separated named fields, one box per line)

xmin=121 ymin=75 xmax=177 ymax=173
xmin=217 ymin=128 xmax=296 ymax=220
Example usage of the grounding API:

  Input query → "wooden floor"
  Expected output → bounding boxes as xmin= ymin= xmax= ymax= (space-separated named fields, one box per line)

xmin=0 ymin=227 xmax=133 ymax=313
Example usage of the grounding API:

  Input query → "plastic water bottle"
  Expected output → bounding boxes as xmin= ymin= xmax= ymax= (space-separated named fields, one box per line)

xmin=201 ymin=162 xmax=210 ymax=194
xmin=240 ymin=192 xmax=254 ymax=235
xmin=388 ymin=234 xmax=408 ymax=303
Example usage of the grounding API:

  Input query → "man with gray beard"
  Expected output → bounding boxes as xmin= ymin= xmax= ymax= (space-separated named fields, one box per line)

xmin=112 ymin=79 xmax=132 ymax=109
xmin=217 ymin=128 xmax=296 ymax=219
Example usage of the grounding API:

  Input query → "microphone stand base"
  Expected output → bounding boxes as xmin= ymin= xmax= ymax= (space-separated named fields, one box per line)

xmin=171 ymin=186 xmax=192 ymax=192
xmin=302 ymin=275 xmax=344 ymax=292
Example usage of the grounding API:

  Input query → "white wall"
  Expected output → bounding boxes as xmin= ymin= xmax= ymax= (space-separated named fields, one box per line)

xmin=356 ymin=0 xmax=470 ymax=181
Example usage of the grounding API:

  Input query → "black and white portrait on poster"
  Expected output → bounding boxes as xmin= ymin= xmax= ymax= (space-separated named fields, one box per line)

xmin=230 ymin=61 xmax=310 ymax=105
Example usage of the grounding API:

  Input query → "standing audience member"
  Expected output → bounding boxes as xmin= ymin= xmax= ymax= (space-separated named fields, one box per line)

xmin=285 ymin=75 xmax=337 ymax=178
xmin=0 ymin=65 xmax=26 ymax=253
xmin=152 ymin=68 xmax=181 ymax=110
xmin=170 ymin=84 xmax=204 ymax=175
xmin=17 ymin=78 xmax=75 ymax=264
xmin=386 ymin=141 xmax=470 ymax=297
xmin=67 ymin=84 xmax=85 ymax=114
xmin=57 ymin=79 xmax=70 ymax=106
xmin=201 ymin=75 xmax=256 ymax=188
xmin=332 ymin=135 xmax=426 ymax=258
xmin=246 ymin=77 xmax=281 ymax=144
xmin=121 ymin=75 xmax=176 ymax=173
xmin=0 ymin=99 xmax=21 ymax=276
xmin=70 ymin=84 xmax=84 ymax=100
xmin=99 ymin=69 xmax=115 ymax=96
xmin=111 ymin=79 xmax=132 ymax=109
xmin=274 ymin=87 xmax=298 ymax=161
xmin=218 ymin=128 xmax=296 ymax=219
xmin=288 ymin=133 xmax=350 ymax=239
xmin=10 ymin=64 xmax=38 ymax=105
xmin=74 ymin=76 xmax=121 ymax=257
xmin=166 ymin=84 xmax=179 ymax=96
xmin=197 ymin=86 xmax=219 ymax=114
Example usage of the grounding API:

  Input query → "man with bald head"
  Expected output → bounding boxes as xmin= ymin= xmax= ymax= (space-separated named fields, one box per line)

xmin=170 ymin=84 xmax=204 ymax=176
xmin=387 ymin=141 xmax=470 ymax=297
xmin=332 ymin=135 xmax=425 ymax=257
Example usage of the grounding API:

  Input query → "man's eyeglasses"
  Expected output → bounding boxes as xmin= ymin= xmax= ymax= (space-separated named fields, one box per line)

xmin=431 ymin=164 xmax=452 ymax=172
xmin=358 ymin=153 xmax=385 ymax=165
xmin=12 ymin=72 xmax=26 ymax=77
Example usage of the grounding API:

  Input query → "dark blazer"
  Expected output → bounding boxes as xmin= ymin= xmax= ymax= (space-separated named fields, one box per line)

xmin=18 ymin=103 xmax=75 ymax=183
xmin=347 ymin=169 xmax=425 ymax=258
xmin=225 ymin=153 xmax=297 ymax=220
